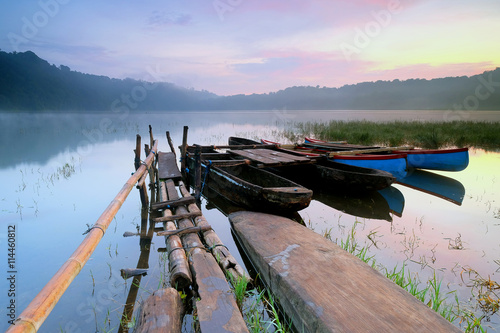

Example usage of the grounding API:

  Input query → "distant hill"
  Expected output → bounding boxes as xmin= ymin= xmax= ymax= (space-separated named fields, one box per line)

xmin=1 ymin=50 xmax=499 ymax=111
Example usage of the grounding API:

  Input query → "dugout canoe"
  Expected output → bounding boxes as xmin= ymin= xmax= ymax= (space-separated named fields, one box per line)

xmin=306 ymin=137 xmax=469 ymax=172
xmin=185 ymin=154 xmax=312 ymax=213
xmin=254 ymin=138 xmax=396 ymax=191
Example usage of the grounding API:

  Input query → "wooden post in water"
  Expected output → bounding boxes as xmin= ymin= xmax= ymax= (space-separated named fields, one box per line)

xmin=180 ymin=126 xmax=188 ymax=179
xmin=166 ymin=131 xmax=176 ymax=158
xmin=194 ymin=144 xmax=202 ymax=202
xmin=118 ymin=208 xmax=154 ymax=333
xmin=135 ymin=135 xmax=148 ymax=208
xmin=7 ymin=140 xmax=158 ymax=333
xmin=144 ymin=144 xmax=156 ymax=205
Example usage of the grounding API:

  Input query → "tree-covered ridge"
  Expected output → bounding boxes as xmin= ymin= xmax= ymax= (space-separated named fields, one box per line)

xmin=1 ymin=50 xmax=499 ymax=111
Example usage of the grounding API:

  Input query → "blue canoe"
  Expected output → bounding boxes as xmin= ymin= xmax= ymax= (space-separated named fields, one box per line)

xmin=393 ymin=148 xmax=469 ymax=172
xmin=329 ymin=153 xmax=408 ymax=180
xmin=305 ymin=138 xmax=469 ymax=172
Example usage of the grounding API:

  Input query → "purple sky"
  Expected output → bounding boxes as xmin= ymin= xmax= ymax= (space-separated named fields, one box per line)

xmin=1 ymin=0 xmax=499 ymax=95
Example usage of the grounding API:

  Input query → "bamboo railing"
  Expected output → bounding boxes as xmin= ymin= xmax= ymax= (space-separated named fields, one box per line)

xmin=6 ymin=140 xmax=158 ymax=333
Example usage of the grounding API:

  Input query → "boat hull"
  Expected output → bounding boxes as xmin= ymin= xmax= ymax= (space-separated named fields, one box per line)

xmin=393 ymin=148 xmax=469 ymax=171
xmin=187 ymin=157 xmax=312 ymax=212
xmin=329 ymin=154 xmax=408 ymax=180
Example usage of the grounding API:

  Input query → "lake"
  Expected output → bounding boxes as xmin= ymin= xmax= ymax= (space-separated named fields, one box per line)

xmin=1 ymin=110 xmax=499 ymax=332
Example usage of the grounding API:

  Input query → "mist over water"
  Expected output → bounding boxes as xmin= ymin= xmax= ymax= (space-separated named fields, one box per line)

xmin=1 ymin=110 xmax=499 ymax=332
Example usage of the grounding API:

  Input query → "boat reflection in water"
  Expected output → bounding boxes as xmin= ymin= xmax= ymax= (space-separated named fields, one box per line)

xmin=312 ymin=188 xmax=398 ymax=222
xmin=396 ymin=169 xmax=466 ymax=206
xmin=195 ymin=168 xmax=465 ymax=225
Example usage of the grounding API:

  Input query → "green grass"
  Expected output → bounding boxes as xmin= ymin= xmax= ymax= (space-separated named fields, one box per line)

xmin=324 ymin=220 xmax=493 ymax=332
xmin=286 ymin=120 xmax=500 ymax=149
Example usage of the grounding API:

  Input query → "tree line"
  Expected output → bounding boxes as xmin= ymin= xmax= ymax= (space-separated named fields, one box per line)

xmin=1 ymin=50 xmax=499 ymax=111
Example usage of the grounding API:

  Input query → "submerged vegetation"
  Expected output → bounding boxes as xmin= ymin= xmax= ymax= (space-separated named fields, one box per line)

xmin=286 ymin=120 xmax=500 ymax=149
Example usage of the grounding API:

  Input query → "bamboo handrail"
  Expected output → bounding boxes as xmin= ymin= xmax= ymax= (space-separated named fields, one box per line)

xmin=7 ymin=140 xmax=158 ymax=333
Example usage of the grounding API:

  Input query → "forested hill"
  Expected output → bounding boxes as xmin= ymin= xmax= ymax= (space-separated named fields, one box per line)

xmin=1 ymin=50 xmax=499 ymax=111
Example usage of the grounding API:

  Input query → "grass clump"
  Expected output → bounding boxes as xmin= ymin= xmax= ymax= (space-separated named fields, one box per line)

xmin=289 ymin=120 xmax=500 ymax=149
xmin=323 ymin=220 xmax=494 ymax=332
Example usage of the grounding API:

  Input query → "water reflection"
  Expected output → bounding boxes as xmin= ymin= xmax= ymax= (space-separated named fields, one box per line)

xmin=397 ymin=169 xmax=466 ymax=206
xmin=313 ymin=188 xmax=394 ymax=222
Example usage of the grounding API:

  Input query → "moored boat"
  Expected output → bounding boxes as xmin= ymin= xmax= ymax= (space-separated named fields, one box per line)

xmin=305 ymin=137 xmax=469 ymax=172
xmin=393 ymin=147 xmax=469 ymax=172
xmin=231 ymin=137 xmax=396 ymax=191
xmin=185 ymin=151 xmax=313 ymax=213
xmin=329 ymin=153 xmax=408 ymax=180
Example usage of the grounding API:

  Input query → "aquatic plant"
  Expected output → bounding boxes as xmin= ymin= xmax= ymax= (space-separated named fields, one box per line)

xmin=288 ymin=120 xmax=500 ymax=149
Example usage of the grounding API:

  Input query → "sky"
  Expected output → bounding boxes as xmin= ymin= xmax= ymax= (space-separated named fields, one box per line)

xmin=0 ymin=0 xmax=499 ymax=96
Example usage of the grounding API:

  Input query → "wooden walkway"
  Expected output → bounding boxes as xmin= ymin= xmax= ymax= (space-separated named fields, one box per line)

xmin=134 ymin=150 xmax=250 ymax=332
xmin=229 ymin=211 xmax=461 ymax=333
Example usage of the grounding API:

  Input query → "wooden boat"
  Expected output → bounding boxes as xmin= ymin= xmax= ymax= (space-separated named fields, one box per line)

xmin=262 ymin=138 xmax=408 ymax=179
xmin=229 ymin=211 xmax=462 ymax=333
xmin=329 ymin=153 xmax=408 ymax=180
xmin=185 ymin=152 xmax=312 ymax=213
xmin=393 ymin=147 xmax=469 ymax=171
xmin=305 ymin=137 xmax=469 ymax=172
xmin=230 ymin=137 xmax=396 ymax=191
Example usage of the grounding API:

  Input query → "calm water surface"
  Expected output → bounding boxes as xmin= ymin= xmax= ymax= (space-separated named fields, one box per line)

xmin=1 ymin=110 xmax=499 ymax=332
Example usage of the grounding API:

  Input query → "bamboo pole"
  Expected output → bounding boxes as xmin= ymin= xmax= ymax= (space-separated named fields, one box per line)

xmin=159 ymin=181 xmax=192 ymax=289
xmin=6 ymin=140 xmax=158 ymax=333
xmin=178 ymin=181 xmax=251 ymax=282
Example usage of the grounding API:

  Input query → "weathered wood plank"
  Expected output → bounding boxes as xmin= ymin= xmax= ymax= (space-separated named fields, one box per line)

xmin=229 ymin=211 xmax=461 ymax=333
xmin=252 ymin=148 xmax=310 ymax=163
xmin=228 ymin=149 xmax=278 ymax=164
xmin=157 ymin=225 xmax=212 ymax=237
xmin=165 ymin=181 xmax=249 ymax=332
xmin=152 ymin=211 xmax=202 ymax=223
xmin=134 ymin=288 xmax=185 ymax=333
xmin=151 ymin=196 xmax=196 ymax=210
xmin=229 ymin=148 xmax=312 ymax=166
xmin=158 ymin=152 xmax=182 ymax=180
xmin=169 ymin=192 xmax=249 ymax=331
xmin=178 ymin=181 xmax=251 ymax=282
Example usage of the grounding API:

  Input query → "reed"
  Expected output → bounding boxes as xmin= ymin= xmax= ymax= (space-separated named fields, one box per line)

xmin=323 ymin=221 xmax=491 ymax=332
xmin=287 ymin=120 xmax=500 ymax=149
xmin=227 ymin=272 xmax=250 ymax=311
xmin=243 ymin=288 xmax=292 ymax=333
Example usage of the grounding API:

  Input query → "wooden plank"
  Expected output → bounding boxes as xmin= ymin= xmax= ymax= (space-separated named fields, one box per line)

xmin=152 ymin=211 xmax=202 ymax=223
xmin=229 ymin=211 xmax=461 ymax=333
xmin=229 ymin=148 xmax=312 ymax=166
xmin=229 ymin=149 xmax=277 ymax=164
xmin=166 ymin=181 xmax=249 ymax=332
xmin=252 ymin=148 xmax=311 ymax=163
xmin=134 ymin=288 xmax=185 ymax=333
xmin=151 ymin=196 xmax=196 ymax=210
xmin=158 ymin=152 xmax=182 ymax=180
xmin=157 ymin=225 xmax=212 ymax=237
